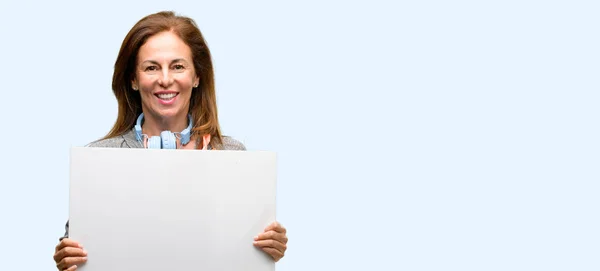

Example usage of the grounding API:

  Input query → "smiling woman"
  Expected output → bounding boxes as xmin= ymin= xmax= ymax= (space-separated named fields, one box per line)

xmin=104 ymin=11 xmax=222 ymax=150
xmin=52 ymin=11 xmax=288 ymax=271
xmin=132 ymin=31 xmax=200 ymax=148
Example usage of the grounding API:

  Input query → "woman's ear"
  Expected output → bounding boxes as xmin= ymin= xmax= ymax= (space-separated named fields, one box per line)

xmin=131 ymin=79 xmax=139 ymax=91
xmin=193 ymin=75 xmax=200 ymax=88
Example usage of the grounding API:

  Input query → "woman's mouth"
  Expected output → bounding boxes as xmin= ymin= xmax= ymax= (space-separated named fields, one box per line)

xmin=155 ymin=92 xmax=179 ymax=104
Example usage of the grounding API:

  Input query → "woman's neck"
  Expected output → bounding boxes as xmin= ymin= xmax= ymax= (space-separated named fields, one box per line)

xmin=141 ymin=112 xmax=189 ymax=137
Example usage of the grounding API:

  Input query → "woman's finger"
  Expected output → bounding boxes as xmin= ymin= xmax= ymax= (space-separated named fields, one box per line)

xmin=65 ymin=265 xmax=78 ymax=271
xmin=55 ymin=239 xmax=83 ymax=253
xmin=253 ymin=239 xmax=287 ymax=253
xmin=261 ymin=247 xmax=284 ymax=262
xmin=255 ymin=231 xmax=288 ymax=244
xmin=54 ymin=247 xmax=87 ymax=263
xmin=264 ymin=222 xmax=286 ymax=234
xmin=56 ymin=256 xmax=87 ymax=271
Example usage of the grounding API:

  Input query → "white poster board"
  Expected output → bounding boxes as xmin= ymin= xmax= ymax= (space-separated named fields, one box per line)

xmin=69 ymin=147 xmax=277 ymax=271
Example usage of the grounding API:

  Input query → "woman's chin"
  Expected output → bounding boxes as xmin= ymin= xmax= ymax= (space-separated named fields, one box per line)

xmin=148 ymin=109 xmax=186 ymax=120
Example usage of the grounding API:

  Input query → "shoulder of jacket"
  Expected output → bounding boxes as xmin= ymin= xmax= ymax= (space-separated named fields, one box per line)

xmin=220 ymin=136 xmax=246 ymax=150
xmin=85 ymin=129 xmax=140 ymax=148
xmin=85 ymin=136 xmax=128 ymax=148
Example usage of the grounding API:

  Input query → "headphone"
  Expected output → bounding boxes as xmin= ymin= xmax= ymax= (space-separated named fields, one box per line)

xmin=134 ymin=113 xmax=193 ymax=149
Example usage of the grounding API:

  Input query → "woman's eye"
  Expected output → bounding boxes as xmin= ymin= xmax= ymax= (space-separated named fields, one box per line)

xmin=173 ymin=64 xmax=185 ymax=70
xmin=145 ymin=66 xmax=158 ymax=71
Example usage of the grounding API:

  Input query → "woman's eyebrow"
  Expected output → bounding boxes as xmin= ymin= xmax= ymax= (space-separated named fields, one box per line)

xmin=141 ymin=58 xmax=189 ymax=65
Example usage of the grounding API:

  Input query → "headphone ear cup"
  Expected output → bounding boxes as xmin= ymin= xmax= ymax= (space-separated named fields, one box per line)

xmin=147 ymin=136 xmax=162 ymax=149
xmin=161 ymin=131 xmax=177 ymax=149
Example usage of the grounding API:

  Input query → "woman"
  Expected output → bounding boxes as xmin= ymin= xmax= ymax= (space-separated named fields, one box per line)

xmin=53 ymin=11 xmax=288 ymax=271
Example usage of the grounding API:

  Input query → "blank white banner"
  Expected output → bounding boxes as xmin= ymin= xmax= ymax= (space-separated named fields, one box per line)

xmin=69 ymin=147 xmax=277 ymax=271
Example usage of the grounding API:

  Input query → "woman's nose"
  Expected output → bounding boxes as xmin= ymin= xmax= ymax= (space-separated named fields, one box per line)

xmin=158 ymin=70 xmax=174 ymax=87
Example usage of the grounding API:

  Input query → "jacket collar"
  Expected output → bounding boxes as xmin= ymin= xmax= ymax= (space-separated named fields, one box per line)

xmin=121 ymin=128 xmax=144 ymax=148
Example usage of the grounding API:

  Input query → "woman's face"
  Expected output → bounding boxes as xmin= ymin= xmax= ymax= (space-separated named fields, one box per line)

xmin=132 ymin=31 xmax=199 ymax=121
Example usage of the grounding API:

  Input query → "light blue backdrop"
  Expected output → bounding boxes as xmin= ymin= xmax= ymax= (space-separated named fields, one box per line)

xmin=0 ymin=1 xmax=598 ymax=270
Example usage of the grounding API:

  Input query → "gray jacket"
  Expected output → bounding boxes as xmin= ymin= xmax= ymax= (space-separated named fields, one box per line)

xmin=60 ymin=128 xmax=246 ymax=240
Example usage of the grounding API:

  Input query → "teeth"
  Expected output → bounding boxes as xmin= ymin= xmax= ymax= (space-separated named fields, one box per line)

xmin=157 ymin=93 xmax=177 ymax=99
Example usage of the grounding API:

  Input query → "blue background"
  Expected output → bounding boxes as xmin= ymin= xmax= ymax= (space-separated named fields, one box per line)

xmin=0 ymin=0 xmax=598 ymax=270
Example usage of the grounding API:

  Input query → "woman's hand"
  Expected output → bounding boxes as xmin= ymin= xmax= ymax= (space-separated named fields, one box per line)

xmin=53 ymin=238 xmax=88 ymax=271
xmin=253 ymin=221 xmax=288 ymax=262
